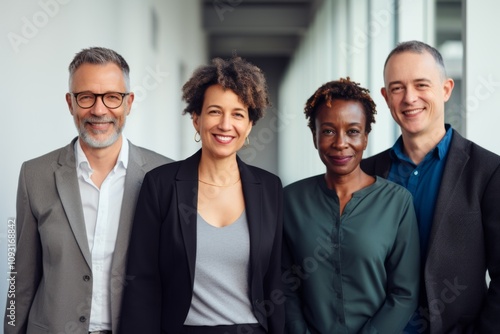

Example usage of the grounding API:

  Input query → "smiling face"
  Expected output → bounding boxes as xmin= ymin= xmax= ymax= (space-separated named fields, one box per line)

xmin=192 ymin=84 xmax=253 ymax=160
xmin=314 ymin=100 xmax=368 ymax=178
xmin=66 ymin=62 xmax=134 ymax=151
xmin=381 ymin=51 xmax=454 ymax=138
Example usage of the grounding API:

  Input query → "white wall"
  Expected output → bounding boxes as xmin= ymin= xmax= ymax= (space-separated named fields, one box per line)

xmin=464 ymin=0 xmax=500 ymax=156
xmin=0 ymin=0 xmax=206 ymax=325
xmin=464 ymin=0 xmax=500 ymax=287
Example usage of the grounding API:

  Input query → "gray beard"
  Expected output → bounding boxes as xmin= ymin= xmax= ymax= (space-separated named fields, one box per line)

xmin=77 ymin=117 xmax=125 ymax=149
xmin=79 ymin=128 xmax=122 ymax=148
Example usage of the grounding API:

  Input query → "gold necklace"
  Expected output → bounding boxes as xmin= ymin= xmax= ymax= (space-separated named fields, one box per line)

xmin=198 ymin=178 xmax=241 ymax=187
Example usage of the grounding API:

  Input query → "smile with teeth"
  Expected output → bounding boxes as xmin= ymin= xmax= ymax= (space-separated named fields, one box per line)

xmin=403 ymin=108 xmax=424 ymax=116
xmin=85 ymin=121 xmax=115 ymax=133
xmin=88 ymin=122 xmax=111 ymax=127
xmin=214 ymin=134 xmax=234 ymax=143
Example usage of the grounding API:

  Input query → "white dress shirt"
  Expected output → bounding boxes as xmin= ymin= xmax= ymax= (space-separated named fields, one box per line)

xmin=75 ymin=136 xmax=128 ymax=331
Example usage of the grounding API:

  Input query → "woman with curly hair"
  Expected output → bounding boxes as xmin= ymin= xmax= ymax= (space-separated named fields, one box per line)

xmin=282 ymin=78 xmax=420 ymax=333
xmin=119 ymin=56 xmax=284 ymax=334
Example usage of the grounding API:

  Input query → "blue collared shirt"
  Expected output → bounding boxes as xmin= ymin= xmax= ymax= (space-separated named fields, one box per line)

xmin=388 ymin=125 xmax=452 ymax=259
xmin=388 ymin=124 xmax=453 ymax=333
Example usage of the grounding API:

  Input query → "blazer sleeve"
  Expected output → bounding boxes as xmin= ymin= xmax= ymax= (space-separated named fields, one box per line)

xmin=359 ymin=193 xmax=420 ymax=334
xmin=478 ymin=164 xmax=500 ymax=332
xmin=4 ymin=163 xmax=43 ymax=334
xmin=119 ymin=172 xmax=163 ymax=333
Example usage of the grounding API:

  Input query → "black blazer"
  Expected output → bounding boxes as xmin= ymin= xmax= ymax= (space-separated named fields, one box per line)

xmin=119 ymin=150 xmax=284 ymax=334
xmin=361 ymin=129 xmax=500 ymax=334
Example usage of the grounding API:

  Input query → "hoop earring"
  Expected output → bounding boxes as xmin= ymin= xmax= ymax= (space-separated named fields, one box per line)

xmin=194 ymin=132 xmax=201 ymax=143
xmin=245 ymin=137 xmax=250 ymax=146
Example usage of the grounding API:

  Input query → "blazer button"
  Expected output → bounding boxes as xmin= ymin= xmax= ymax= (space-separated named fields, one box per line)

xmin=83 ymin=275 xmax=91 ymax=281
xmin=79 ymin=316 xmax=86 ymax=322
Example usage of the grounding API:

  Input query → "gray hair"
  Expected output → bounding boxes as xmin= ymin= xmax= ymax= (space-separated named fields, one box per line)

xmin=384 ymin=40 xmax=447 ymax=79
xmin=68 ymin=47 xmax=130 ymax=90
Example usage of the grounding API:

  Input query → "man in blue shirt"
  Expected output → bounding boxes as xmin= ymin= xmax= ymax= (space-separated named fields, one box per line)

xmin=361 ymin=40 xmax=500 ymax=334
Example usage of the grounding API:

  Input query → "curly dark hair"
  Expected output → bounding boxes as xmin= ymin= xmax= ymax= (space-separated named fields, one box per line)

xmin=182 ymin=56 xmax=269 ymax=125
xmin=304 ymin=77 xmax=377 ymax=134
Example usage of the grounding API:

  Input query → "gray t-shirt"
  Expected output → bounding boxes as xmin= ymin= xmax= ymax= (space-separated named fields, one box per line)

xmin=183 ymin=211 xmax=259 ymax=325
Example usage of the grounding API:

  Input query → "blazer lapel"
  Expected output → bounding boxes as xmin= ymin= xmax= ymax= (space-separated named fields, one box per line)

xmin=375 ymin=149 xmax=392 ymax=178
xmin=175 ymin=152 xmax=263 ymax=285
xmin=55 ymin=140 xmax=92 ymax=267
xmin=238 ymin=158 xmax=263 ymax=282
xmin=110 ymin=142 xmax=148 ymax=331
xmin=427 ymin=131 xmax=470 ymax=257
xmin=176 ymin=151 xmax=201 ymax=284
xmin=112 ymin=142 xmax=146 ymax=281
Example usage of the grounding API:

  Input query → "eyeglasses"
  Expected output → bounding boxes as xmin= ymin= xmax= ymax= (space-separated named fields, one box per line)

xmin=71 ymin=92 xmax=130 ymax=109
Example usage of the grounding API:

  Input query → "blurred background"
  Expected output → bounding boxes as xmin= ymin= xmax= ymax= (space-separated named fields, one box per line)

xmin=1 ymin=0 xmax=499 ymax=327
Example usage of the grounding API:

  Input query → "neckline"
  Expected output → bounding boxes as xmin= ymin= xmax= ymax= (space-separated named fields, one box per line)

xmin=197 ymin=210 xmax=246 ymax=229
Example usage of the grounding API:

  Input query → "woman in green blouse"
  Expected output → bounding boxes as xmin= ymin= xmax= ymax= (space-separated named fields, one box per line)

xmin=282 ymin=78 xmax=420 ymax=333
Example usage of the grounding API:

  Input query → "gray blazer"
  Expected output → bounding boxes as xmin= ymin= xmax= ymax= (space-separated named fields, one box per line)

xmin=4 ymin=137 xmax=171 ymax=334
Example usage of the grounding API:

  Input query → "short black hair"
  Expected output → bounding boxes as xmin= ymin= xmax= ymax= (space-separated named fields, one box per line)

xmin=304 ymin=77 xmax=376 ymax=133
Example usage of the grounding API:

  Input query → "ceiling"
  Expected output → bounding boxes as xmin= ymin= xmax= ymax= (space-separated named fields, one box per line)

xmin=202 ymin=0 xmax=462 ymax=59
xmin=202 ymin=0 xmax=323 ymax=58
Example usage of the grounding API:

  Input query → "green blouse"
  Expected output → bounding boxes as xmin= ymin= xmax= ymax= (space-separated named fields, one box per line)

xmin=283 ymin=175 xmax=420 ymax=334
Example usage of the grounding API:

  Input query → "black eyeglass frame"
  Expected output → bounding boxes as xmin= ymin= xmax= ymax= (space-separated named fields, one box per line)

xmin=71 ymin=92 xmax=130 ymax=109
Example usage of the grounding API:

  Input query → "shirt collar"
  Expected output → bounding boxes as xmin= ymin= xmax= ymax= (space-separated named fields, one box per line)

xmin=435 ymin=124 xmax=453 ymax=159
xmin=75 ymin=135 xmax=129 ymax=177
xmin=390 ymin=124 xmax=453 ymax=163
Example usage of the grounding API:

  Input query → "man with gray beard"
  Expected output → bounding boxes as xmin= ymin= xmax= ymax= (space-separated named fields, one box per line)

xmin=5 ymin=47 xmax=172 ymax=334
